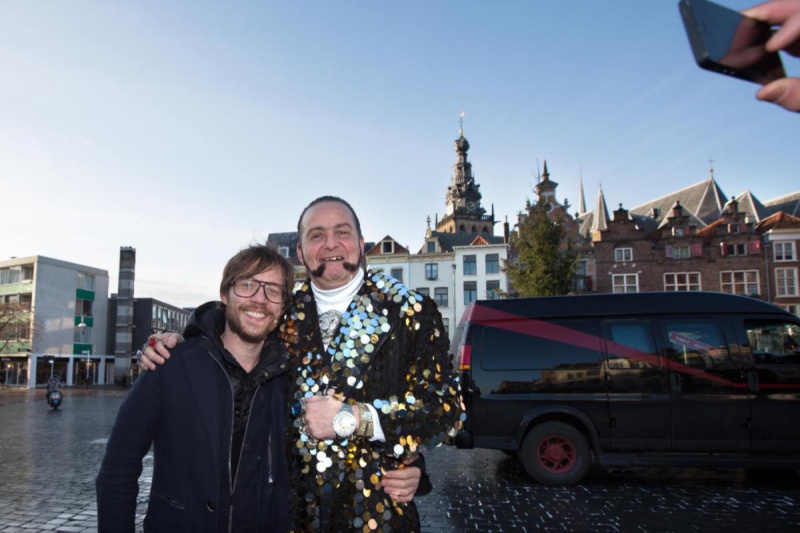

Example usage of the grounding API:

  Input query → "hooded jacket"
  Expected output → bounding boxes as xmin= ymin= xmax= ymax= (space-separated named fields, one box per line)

xmin=96 ymin=303 xmax=291 ymax=533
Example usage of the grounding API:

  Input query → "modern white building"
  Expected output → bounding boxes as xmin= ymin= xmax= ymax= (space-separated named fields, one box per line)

xmin=0 ymin=255 xmax=113 ymax=388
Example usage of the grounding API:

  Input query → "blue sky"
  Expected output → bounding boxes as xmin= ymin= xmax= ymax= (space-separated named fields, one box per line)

xmin=2 ymin=0 xmax=797 ymax=307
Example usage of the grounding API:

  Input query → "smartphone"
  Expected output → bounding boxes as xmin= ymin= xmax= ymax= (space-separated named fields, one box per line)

xmin=679 ymin=0 xmax=785 ymax=84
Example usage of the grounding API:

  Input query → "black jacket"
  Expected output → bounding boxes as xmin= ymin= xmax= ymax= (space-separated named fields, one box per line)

xmin=96 ymin=303 xmax=291 ymax=533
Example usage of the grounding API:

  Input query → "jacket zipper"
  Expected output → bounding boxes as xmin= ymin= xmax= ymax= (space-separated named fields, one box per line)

xmin=205 ymin=350 xmax=238 ymax=533
xmin=229 ymin=378 xmax=263 ymax=533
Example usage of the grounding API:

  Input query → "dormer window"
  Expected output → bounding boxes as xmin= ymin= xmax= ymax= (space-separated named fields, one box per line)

xmin=382 ymin=241 xmax=394 ymax=254
xmin=278 ymin=246 xmax=290 ymax=258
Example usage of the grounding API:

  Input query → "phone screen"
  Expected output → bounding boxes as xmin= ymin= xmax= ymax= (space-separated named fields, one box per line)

xmin=679 ymin=0 xmax=785 ymax=84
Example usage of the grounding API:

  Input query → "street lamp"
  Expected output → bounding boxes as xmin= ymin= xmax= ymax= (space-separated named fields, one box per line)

xmin=77 ymin=319 xmax=91 ymax=386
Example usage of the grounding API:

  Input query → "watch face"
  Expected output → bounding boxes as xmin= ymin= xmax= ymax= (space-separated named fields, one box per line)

xmin=333 ymin=411 xmax=357 ymax=438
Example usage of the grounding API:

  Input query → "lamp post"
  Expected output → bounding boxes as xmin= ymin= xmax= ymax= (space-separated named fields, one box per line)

xmin=77 ymin=320 xmax=91 ymax=387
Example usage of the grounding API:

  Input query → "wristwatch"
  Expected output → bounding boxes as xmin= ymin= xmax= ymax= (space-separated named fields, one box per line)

xmin=355 ymin=403 xmax=374 ymax=439
xmin=332 ymin=403 xmax=357 ymax=438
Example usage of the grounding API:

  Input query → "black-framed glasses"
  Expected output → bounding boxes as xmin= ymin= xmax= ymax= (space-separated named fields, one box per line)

xmin=231 ymin=278 xmax=287 ymax=304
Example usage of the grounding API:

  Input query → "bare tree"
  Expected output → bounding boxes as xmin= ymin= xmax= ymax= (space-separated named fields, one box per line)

xmin=0 ymin=302 xmax=34 ymax=353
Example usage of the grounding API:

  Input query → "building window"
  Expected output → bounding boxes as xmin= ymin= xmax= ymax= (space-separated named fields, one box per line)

xmin=464 ymin=281 xmax=477 ymax=304
xmin=721 ymin=243 xmax=747 ymax=256
xmin=670 ymin=246 xmax=691 ymax=259
xmin=425 ymin=263 xmax=438 ymax=280
xmin=434 ymin=287 xmax=448 ymax=308
xmin=426 ymin=241 xmax=436 ymax=253
xmin=612 ymin=274 xmax=639 ymax=293
xmin=776 ymin=267 xmax=798 ymax=297
xmin=486 ymin=280 xmax=500 ymax=299
xmin=382 ymin=241 xmax=394 ymax=254
xmin=0 ymin=265 xmax=34 ymax=285
xmin=390 ymin=268 xmax=403 ymax=283
xmin=774 ymin=242 xmax=796 ymax=262
xmin=278 ymin=246 xmax=290 ymax=258
xmin=76 ymin=299 xmax=93 ymax=318
xmin=442 ymin=318 xmax=449 ymax=338
xmin=77 ymin=272 xmax=95 ymax=291
xmin=463 ymin=255 xmax=477 ymax=275
xmin=720 ymin=270 xmax=760 ymax=296
xmin=664 ymin=272 xmax=701 ymax=291
xmin=74 ymin=324 xmax=93 ymax=344
xmin=614 ymin=248 xmax=633 ymax=262
xmin=486 ymin=253 xmax=500 ymax=274
xmin=415 ymin=287 xmax=430 ymax=298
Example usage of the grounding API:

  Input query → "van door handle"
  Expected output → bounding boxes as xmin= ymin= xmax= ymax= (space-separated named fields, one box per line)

xmin=669 ymin=372 xmax=682 ymax=392
xmin=747 ymin=371 xmax=759 ymax=392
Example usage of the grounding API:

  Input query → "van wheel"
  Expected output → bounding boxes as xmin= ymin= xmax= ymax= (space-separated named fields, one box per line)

xmin=520 ymin=422 xmax=590 ymax=486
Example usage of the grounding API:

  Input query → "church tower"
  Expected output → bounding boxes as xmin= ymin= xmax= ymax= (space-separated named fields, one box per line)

xmin=436 ymin=119 xmax=495 ymax=236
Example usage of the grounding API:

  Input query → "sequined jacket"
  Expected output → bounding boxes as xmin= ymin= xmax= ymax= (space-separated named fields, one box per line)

xmin=278 ymin=270 xmax=464 ymax=532
xmin=96 ymin=305 xmax=291 ymax=533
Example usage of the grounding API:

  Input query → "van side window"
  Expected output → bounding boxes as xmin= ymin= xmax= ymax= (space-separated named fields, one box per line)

xmin=605 ymin=321 xmax=659 ymax=369
xmin=746 ymin=320 xmax=800 ymax=364
xmin=479 ymin=319 xmax=601 ymax=371
xmin=660 ymin=320 xmax=730 ymax=369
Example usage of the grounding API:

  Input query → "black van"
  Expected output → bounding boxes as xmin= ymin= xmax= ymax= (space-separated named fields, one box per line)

xmin=454 ymin=292 xmax=800 ymax=485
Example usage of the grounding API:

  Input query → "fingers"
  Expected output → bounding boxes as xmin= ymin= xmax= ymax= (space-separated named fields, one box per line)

xmin=302 ymin=395 xmax=340 ymax=440
xmin=162 ymin=333 xmax=184 ymax=349
xmin=757 ymin=77 xmax=800 ymax=111
xmin=744 ymin=1 xmax=800 ymax=53
xmin=381 ymin=467 xmax=420 ymax=503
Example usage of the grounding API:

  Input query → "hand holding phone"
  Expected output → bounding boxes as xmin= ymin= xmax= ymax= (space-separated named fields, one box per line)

xmin=679 ymin=0 xmax=785 ymax=84
xmin=743 ymin=0 xmax=800 ymax=112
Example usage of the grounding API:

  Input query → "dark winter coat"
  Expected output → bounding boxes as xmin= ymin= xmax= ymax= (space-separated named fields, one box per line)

xmin=95 ymin=304 xmax=291 ymax=533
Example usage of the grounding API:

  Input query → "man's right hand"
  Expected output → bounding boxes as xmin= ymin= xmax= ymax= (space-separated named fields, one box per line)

xmin=138 ymin=333 xmax=183 ymax=371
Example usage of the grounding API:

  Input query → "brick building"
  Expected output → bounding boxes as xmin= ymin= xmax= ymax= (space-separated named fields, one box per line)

xmin=533 ymin=167 xmax=800 ymax=316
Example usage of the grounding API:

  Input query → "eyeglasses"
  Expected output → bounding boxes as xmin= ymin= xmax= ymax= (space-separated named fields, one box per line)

xmin=231 ymin=278 xmax=287 ymax=304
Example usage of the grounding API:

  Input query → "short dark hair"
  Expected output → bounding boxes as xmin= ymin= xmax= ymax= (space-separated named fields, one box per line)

xmin=219 ymin=244 xmax=295 ymax=306
xmin=296 ymin=196 xmax=363 ymax=241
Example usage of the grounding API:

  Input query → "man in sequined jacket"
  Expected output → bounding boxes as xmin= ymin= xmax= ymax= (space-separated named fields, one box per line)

xmin=285 ymin=196 xmax=464 ymax=531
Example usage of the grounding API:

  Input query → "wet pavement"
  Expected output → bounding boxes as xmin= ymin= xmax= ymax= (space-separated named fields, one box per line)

xmin=0 ymin=387 xmax=798 ymax=532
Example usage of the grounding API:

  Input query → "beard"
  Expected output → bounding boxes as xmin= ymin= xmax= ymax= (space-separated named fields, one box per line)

xmin=225 ymin=304 xmax=275 ymax=344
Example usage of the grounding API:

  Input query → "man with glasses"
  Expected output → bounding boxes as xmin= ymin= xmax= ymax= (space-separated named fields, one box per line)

xmin=96 ymin=244 xmax=295 ymax=533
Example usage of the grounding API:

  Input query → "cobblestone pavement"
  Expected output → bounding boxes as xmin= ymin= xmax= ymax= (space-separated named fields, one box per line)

xmin=1 ymin=387 xmax=798 ymax=532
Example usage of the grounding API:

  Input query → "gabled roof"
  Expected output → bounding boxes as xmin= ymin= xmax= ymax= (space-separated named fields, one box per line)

xmin=266 ymin=232 xmax=300 ymax=263
xmin=757 ymin=210 xmax=800 ymax=231
xmin=764 ymin=191 xmax=800 ymax=217
xmin=365 ymin=235 xmax=410 ymax=256
xmin=730 ymin=190 xmax=770 ymax=222
xmin=657 ymin=201 xmax=706 ymax=230
xmin=421 ymin=231 xmax=504 ymax=253
xmin=630 ymin=177 xmax=727 ymax=226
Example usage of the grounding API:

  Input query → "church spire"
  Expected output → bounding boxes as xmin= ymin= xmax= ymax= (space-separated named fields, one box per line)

xmin=436 ymin=116 xmax=495 ymax=236
xmin=578 ymin=167 xmax=587 ymax=214
xmin=591 ymin=183 xmax=609 ymax=233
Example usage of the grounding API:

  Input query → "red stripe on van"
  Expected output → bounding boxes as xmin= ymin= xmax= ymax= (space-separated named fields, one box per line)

xmin=466 ymin=303 xmax=797 ymax=390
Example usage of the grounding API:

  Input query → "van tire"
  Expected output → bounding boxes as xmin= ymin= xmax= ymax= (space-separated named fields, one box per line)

xmin=520 ymin=422 xmax=590 ymax=486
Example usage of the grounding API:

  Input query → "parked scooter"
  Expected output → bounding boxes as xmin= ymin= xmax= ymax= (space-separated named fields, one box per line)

xmin=46 ymin=375 xmax=63 ymax=410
